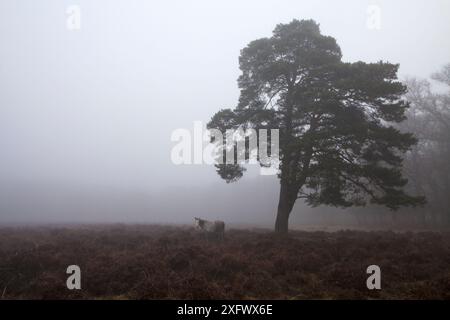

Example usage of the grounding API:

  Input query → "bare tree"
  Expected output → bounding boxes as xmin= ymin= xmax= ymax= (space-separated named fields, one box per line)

xmin=402 ymin=64 xmax=450 ymax=227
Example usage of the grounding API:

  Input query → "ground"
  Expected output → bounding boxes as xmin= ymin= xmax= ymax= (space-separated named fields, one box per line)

xmin=0 ymin=224 xmax=449 ymax=299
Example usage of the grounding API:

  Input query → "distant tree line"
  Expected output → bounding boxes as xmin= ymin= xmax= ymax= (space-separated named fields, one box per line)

xmin=400 ymin=64 xmax=450 ymax=228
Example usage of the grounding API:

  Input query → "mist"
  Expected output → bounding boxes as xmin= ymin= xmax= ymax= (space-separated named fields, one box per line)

xmin=1 ymin=0 xmax=450 ymax=227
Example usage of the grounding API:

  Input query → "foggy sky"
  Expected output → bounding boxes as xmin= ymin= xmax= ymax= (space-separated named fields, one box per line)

xmin=1 ymin=0 xmax=449 ymax=224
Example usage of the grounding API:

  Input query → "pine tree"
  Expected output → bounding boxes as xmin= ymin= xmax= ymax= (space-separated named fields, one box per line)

xmin=208 ymin=19 xmax=425 ymax=233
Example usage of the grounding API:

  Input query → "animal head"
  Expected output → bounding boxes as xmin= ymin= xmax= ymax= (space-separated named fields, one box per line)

xmin=194 ymin=217 xmax=205 ymax=229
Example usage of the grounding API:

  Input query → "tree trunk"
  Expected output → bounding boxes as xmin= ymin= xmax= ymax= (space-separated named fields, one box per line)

xmin=275 ymin=181 xmax=296 ymax=234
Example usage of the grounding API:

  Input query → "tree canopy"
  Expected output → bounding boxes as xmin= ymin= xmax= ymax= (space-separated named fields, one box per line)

xmin=208 ymin=19 xmax=425 ymax=233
